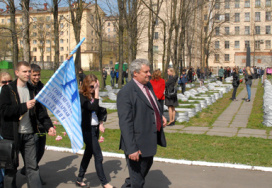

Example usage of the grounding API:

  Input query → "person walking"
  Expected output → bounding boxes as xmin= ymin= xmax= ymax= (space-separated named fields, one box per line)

xmin=102 ymin=68 xmax=107 ymax=87
xmin=76 ymin=74 xmax=115 ymax=188
xmin=231 ymin=68 xmax=240 ymax=101
xmin=0 ymin=61 xmax=56 ymax=188
xmin=78 ymin=68 xmax=86 ymax=87
xmin=117 ymin=59 xmax=167 ymax=188
xmin=179 ymin=69 xmax=187 ymax=94
xmin=150 ymin=69 xmax=165 ymax=113
xmin=0 ymin=72 xmax=13 ymax=188
xmin=20 ymin=64 xmax=53 ymax=185
xmin=110 ymin=68 xmax=115 ymax=87
xmin=165 ymin=68 xmax=178 ymax=126
xmin=245 ymin=66 xmax=253 ymax=102
xmin=218 ymin=67 xmax=224 ymax=82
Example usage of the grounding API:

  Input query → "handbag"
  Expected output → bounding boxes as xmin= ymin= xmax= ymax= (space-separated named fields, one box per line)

xmin=165 ymin=87 xmax=177 ymax=98
xmin=0 ymin=139 xmax=16 ymax=169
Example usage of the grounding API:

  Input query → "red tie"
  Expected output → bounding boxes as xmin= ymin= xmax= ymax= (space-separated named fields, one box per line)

xmin=144 ymin=85 xmax=161 ymax=132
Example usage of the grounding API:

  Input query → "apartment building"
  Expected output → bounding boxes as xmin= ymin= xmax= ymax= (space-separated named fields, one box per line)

xmin=207 ymin=0 xmax=272 ymax=68
xmin=0 ymin=3 xmax=108 ymax=70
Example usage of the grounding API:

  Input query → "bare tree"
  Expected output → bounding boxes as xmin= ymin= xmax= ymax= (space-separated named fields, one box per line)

xmin=117 ymin=0 xmax=124 ymax=88
xmin=21 ymin=0 xmax=31 ymax=63
xmin=53 ymin=0 xmax=60 ymax=71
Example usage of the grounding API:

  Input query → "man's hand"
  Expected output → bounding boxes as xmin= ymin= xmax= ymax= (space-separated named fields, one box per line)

xmin=129 ymin=150 xmax=142 ymax=162
xmin=99 ymin=123 xmax=105 ymax=133
xmin=48 ymin=127 xmax=56 ymax=136
xmin=26 ymin=99 xmax=36 ymax=109
xmin=162 ymin=116 xmax=167 ymax=127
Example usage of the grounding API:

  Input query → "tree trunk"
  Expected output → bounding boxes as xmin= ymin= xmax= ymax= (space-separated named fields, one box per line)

xmin=53 ymin=0 xmax=59 ymax=71
xmin=118 ymin=0 xmax=124 ymax=89
xmin=21 ymin=0 xmax=30 ymax=63
xmin=8 ymin=0 xmax=18 ymax=71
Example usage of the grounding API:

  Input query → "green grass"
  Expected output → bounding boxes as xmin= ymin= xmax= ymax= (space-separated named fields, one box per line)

xmin=101 ymin=96 xmax=116 ymax=103
xmin=181 ymin=85 xmax=244 ymax=127
xmin=177 ymin=105 xmax=195 ymax=108
xmin=46 ymin=128 xmax=272 ymax=167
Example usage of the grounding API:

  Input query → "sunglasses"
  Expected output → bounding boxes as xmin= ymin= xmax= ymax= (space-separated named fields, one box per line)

xmin=90 ymin=85 xmax=94 ymax=89
xmin=1 ymin=80 xmax=12 ymax=84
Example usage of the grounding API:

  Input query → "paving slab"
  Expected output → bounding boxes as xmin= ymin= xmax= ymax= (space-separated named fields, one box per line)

xmin=229 ymin=122 xmax=247 ymax=128
xmin=208 ymin=127 xmax=238 ymax=133
xmin=233 ymin=114 xmax=250 ymax=120
xmin=206 ymin=132 xmax=236 ymax=137
xmin=236 ymin=134 xmax=267 ymax=139
xmin=181 ymin=127 xmax=210 ymax=134
xmin=238 ymin=128 xmax=267 ymax=135
xmin=165 ymin=125 xmax=185 ymax=130
xmin=216 ymin=116 xmax=233 ymax=121
xmin=212 ymin=121 xmax=230 ymax=127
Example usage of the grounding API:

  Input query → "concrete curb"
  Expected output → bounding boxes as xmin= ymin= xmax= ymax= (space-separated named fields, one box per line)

xmin=45 ymin=145 xmax=272 ymax=172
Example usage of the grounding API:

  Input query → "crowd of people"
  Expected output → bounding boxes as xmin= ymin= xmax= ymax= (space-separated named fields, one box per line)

xmin=0 ymin=60 xmax=269 ymax=188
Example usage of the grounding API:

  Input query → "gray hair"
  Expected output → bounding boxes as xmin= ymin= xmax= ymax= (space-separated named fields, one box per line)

xmin=129 ymin=59 xmax=150 ymax=77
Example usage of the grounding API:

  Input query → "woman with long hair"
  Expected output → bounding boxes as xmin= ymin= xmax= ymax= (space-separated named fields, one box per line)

xmin=150 ymin=69 xmax=165 ymax=113
xmin=245 ymin=66 xmax=253 ymax=102
xmin=165 ymin=68 xmax=178 ymax=126
xmin=76 ymin=74 xmax=115 ymax=188
xmin=231 ymin=68 xmax=240 ymax=101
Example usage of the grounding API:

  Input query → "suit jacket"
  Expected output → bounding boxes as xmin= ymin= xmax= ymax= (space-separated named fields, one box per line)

xmin=117 ymin=79 xmax=166 ymax=158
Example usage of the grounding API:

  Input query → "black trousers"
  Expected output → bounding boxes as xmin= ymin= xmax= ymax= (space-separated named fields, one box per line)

xmin=77 ymin=126 xmax=108 ymax=186
xmin=158 ymin=100 xmax=164 ymax=113
xmin=180 ymin=83 xmax=186 ymax=94
xmin=124 ymin=155 xmax=153 ymax=188
xmin=232 ymin=86 xmax=238 ymax=100
xmin=5 ymin=134 xmax=42 ymax=188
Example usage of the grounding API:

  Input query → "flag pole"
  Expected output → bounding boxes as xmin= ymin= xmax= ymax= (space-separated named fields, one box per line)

xmin=66 ymin=37 xmax=86 ymax=61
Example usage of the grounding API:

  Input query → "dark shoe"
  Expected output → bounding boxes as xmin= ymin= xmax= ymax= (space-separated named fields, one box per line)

xmin=246 ymin=99 xmax=250 ymax=102
xmin=76 ymin=181 xmax=89 ymax=187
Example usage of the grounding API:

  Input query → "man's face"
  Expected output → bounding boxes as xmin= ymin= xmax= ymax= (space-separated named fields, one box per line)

xmin=15 ymin=65 xmax=31 ymax=83
xmin=30 ymin=70 xmax=41 ymax=85
xmin=134 ymin=64 xmax=151 ymax=85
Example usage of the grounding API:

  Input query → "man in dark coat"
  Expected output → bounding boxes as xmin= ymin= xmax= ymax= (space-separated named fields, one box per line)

xmin=117 ymin=59 xmax=167 ymax=188
xmin=0 ymin=61 xmax=56 ymax=188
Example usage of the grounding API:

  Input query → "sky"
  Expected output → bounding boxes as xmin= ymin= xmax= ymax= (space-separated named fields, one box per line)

xmin=0 ymin=0 xmax=118 ymax=15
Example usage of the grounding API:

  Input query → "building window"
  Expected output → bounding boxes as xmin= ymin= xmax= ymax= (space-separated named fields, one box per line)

xmin=33 ymin=47 xmax=37 ymax=52
xmin=255 ymin=40 xmax=261 ymax=49
xmin=20 ymin=18 xmax=22 ymax=22
xmin=266 ymin=40 xmax=271 ymax=48
xmin=215 ymin=14 xmax=220 ymax=21
xmin=46 ymin=40 xmax=50 ymax=44
xmin=108 ymin=22 xmax=110 ymax=26
xmin=46 ymin=24 xmax=50 ymax=29
xmin=225 ymin=27 xmax=230 ymax=35
xmin=215 ymin=41 xmax=220 ymax=49
xmin=225 ymin=0 xmax=230 ymax=8
xmin=33 ymin=56 xmax=37 ymax=61
xmin=154 ymin=32 xmax=159 ymax=39
xmin=20 ymin=40 xmax=23 ymax=45
xmin=204 ymin=26 xmax=208 ymax=33
xmin=215 ymin=27 xmax=220 ymax=35
xmin=60 ymin=39 xmax=64 ymax=43
xmin=255 ymin=26 xmax=261 ymax=34
xmin=266 ymin=12 xmax=271 ymax=21
xmin=46 ymin=56 xmax=50 ymax=61
xmin=7 ymin=19 xmax=10 ymax=23
xmin=33 ymin=32 xmax=37 ymax=37
xmin=155 ymin=18 xmax=159 ymax=25
xmin=33 ymin=17 xmax=37 ymax=22
xmin=1 ymin=19 xmax=4 ymax=23
xmin=225 ymin=41 xmax=230 ymax=49
xmin=108 ymin=28 xmax=110 ymax=32
xmin=60 ymin=56 xmax=64 ymax=62
xmin=266 ymin=26 xmax=271 ymax=34
xmin=235 ymin=41 xmax=240 ymax=48
xmin=235 ymin=26 xmax=240 ymax=35
xmin=204 ymin=14 xmax=208 ymax=20
xmin=60 ymin=47 xmax=64 ymax=51
xmin=46 ymin=16 xmax=51 ymax=21
xmin=245 ymin=0 xmax=250 ymax=7
xmin=235 ymin=13 xmax=240 ymax=22
xmin=225 ymin=13 xmax=230 ymax=21
xmin=225 ymin=54 xmax=230 ymax=61
xmin=245 ymin=12 xmax=250 ymax=22
xmin=33 ymin=40 xmax=37 ymax=44
xmin=255 ymin=0 xmax=261 ymax=7
xmin=215 ymin=0 xmax=220 ymax=9
xmin=255 ymin=12 xmax=261 ymax=22
xmin=245 ymin=26 xmax=250 ymax=35
xmin=46 ymin=47 xmax=51 ymax=52
xmin=153 ymin=46 xmax=159 ymax=52
xmin=266 ymin=0 xmax=271 ymax=7
xmin=215 ymin=54 xmax=219 ymax=61
xmin=245 ymin=40 xmax=250 ymax=48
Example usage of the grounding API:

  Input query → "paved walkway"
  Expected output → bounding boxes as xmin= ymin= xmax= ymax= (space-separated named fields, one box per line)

xmin=101 ymin=79 xmax=271 ymax=139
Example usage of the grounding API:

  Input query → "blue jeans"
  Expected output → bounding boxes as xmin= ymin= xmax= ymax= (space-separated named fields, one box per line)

xmin=246 ymin=84 xmax=251 ymax=100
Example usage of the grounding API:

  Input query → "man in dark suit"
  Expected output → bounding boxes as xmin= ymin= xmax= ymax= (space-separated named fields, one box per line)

xmin=117 ymin=59 xmax=167 ymax=188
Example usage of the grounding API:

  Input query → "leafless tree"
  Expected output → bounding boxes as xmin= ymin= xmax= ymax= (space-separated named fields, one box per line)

xmin=21 ymin=0 xmax=31 ymax=63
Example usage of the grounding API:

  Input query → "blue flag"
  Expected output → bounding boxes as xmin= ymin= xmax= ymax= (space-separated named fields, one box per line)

xmin=35 ymin=38 xmax=85 ymax=153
